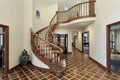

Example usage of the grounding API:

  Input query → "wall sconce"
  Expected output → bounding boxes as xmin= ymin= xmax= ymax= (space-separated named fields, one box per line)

xmin=76 ymin=0 xmax=79 ymax=3
xmin=36 ymin=10 xmax=40 ymax=18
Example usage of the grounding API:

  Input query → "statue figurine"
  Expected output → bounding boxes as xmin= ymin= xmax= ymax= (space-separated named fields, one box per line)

xmin=19 ymin=49 xmax=29 ymax=67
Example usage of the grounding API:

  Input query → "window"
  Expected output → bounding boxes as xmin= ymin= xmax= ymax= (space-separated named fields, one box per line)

xmin=64 ymin=3 xmax=69 ymax=11
xmin=110 ymin=34 xmax=114 ymax=49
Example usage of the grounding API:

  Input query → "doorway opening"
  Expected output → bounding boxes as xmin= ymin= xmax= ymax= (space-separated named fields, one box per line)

xmin=82 ymin=31 xmax=89 ymax=54
xmin=53 ymin=34 xmax=68 ymax=54
xmin=0 ymin=28 xmax=3 ymax=77
xmin=0 ymin=24 xmax=9 ymax=77
xmin=72 ymin=35 xmax=77 ymax=48
xmin=107 ymin=21 xmax=120 ymax=74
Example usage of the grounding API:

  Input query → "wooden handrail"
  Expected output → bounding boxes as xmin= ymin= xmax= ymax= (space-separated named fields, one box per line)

xmin=49 ymin=14 xmax=57 ymax=25
xmin=49 ymin=1 xmax=96 ymax=27
xmin=56 ymin=1 xmax=96 ymax=13
xmin=36 ymin=26 xmax=48 ymax=34
xmin=31 ymin=28 xmax=66 ymax=77
xmin=31 ymin=29 xmax=63 ymax=53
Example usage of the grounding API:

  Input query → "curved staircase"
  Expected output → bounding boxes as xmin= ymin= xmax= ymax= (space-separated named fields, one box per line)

xmin=31 ymin=1 xmax=96 ymax=77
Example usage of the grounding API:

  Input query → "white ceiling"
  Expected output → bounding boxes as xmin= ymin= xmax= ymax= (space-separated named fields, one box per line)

xmin=57 ymin=17 xmax=96 ymax=29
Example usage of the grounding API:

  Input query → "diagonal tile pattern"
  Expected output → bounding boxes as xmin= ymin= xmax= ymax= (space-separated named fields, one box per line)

xmin=1 ymin=47 xmax=120 ymax=80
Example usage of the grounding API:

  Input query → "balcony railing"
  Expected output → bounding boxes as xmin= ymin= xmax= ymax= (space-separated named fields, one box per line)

xmin=50 ymin=1 xmax=96 ymax=27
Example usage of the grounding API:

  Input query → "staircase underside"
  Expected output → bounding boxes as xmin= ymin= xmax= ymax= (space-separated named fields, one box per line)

xmin=58 ymin=17 xmax=96 ymax=29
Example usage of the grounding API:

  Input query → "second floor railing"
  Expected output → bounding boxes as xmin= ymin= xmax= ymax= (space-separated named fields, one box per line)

xmin=47 ymin=0 xmax=96 ymax=46
xmin=57 ymin=1 xmax=96 ymax=23
xmin=50 ymin=1 xmax=96 ymax=27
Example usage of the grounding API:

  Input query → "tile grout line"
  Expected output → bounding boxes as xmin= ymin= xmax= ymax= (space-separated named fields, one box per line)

xmin=18 ymin=67 xmax=32 ymax=80
xmin=26 ymin=67 xmax=60 ymax=80
xmin=26 ymin=67 xmax=41 ymax=80
xmin=7 ymin=74 xmax=12 ymax=80
xmin=99 ymin=70 xmax=106 ymax=80
xmin=13 ymin=69 xmax=22 ymax=80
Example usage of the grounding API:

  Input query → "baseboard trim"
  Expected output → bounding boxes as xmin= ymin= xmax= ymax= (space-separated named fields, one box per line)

xmin=67 ymin=52 xmax=72 ymax=54
xmin=89 ymin=57 xmax=107 ymax=70
xmin=74 ymin=47 xmax=82 ymax=53
xmin=9 ymin=61 xmax=50 ymax=72
xmin=9 ymin=61 xmax=31 ymax=72
xmin=9 ymin=64 xmax=19 ymax=72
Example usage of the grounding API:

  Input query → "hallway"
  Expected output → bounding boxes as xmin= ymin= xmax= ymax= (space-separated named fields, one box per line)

xmin=1 ymin=48 xmax=120 ymax=80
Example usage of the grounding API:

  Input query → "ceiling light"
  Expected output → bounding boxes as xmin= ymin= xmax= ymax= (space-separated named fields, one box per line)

xmin=80 ymin=22 xmax=84 ymax=25
xmin=76 ymin=0 xmax=79 ymax=3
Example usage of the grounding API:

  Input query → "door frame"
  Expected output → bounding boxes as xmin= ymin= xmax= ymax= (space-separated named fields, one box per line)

xmin=82 ymin=31 xmax=89 ymax=54
xmin=106 ymin=21 xmax=120 ymax=71
xmin=73 ymin=35 xmax=77 ymax=47
xmin=0 ymin=24 xmax=9 ymax=77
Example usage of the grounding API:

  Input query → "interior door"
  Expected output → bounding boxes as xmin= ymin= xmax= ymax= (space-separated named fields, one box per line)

xmin=82 ymin=32 xmax=89 ymax=54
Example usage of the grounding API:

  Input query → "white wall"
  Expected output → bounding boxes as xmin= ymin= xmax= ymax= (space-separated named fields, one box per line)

xmin=31 ymin=52 xmax=49 ymax=69
xmin=82 ymin=0 xmax=120 ymax=67
xmin=0 ymin=0 xmax=24 ymax=69
xmin=76 ymin=31 xmax=82 ymax=51
xmin=33 ymin=0 xmax=58 ymax=32
xmin=23 ymin=0 xmax=33 ymax=60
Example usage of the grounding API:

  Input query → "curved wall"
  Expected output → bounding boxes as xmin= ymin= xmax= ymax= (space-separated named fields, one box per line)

xmin=31 ymin=52 xmax=49 ymax=69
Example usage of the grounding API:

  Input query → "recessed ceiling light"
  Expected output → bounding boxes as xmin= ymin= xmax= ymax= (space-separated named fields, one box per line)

xmin=76 ymin=0 xmax=79 ymax=3
xmin=80 ymin=22 xmax=84 ymax=25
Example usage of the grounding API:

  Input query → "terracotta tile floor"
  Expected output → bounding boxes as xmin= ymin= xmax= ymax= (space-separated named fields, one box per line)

xmin=1 ymin=48 xmax=120 ymax=80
